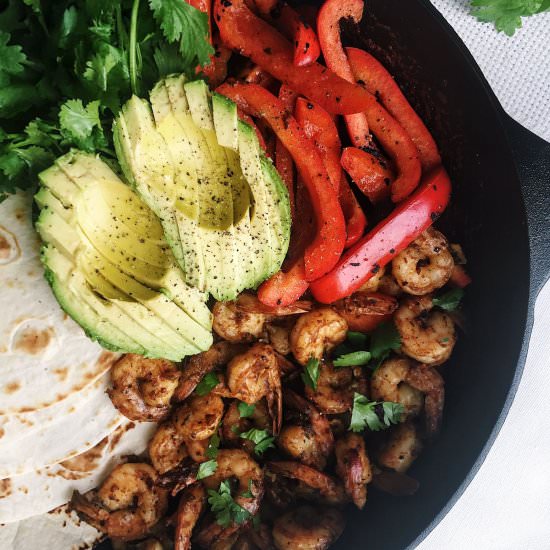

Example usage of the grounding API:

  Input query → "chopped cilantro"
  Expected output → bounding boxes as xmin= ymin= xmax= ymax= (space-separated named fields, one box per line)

xmin=350 ymin=392 xmax=404 ymax=433
xmin=196 ymin=459 xmax=217 ymax=480
xmin=195 ymin=372 xmax=219 ymax=396
xmin=433 ymin=288 xmax=464 ymax=311
xmin=301 ymin=357 xmax=320 ymax=390
xmin=239 ymin=428 xmax=275 ymax=456
xmin=333 ymin=350 xmax=372 ymax=367
xmin=238 ymin=401 xmax=256 ymax=418
xmin=206 ymin=432 xmax=220 ymax=459
xmin=207 ymin=480 xmax=253 ymax=527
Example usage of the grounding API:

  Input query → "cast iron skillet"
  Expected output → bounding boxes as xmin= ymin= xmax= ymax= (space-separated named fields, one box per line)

xmin=98 ymin=1 xmax=550 ymax=548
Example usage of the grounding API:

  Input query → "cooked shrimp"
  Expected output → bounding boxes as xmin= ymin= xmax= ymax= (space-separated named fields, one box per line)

xmin=378 ymin=271 xmax=403 ymax=297
xmin=109 ymin=355 xmax=180 ymax=421
xmin=267 ymin=318 xmax=295 ymax=356
xmin=371 ymin=357 xmax=444 ymax=435
xmin=358 ymin=264 xmax=386 ymax=292
xmin=266 ymin=462 xmax=346 ymax=506
xmin=71 ymin=463 xmax=168 ymax=541
xmin=394 ymin=295 xmax=456 ymax=365
xmin=392 ymin=228 xmax=454 ymax=295
xmin=225 ymin=343 xmax=282 ymax=434
xmin=148 ymin=421 xmax=189 ymax=474
xmin=185 ymin=437 xmax=210 ymax=463
xmin=272 ymin=505 xmax=345 ymax=550
xmin=377 ymin=421 xmax=423 ymax=473
xmin=305 ymin=362 xmax=367 ymax=414
xmin=213 ymin=301 xmax=269 ymax=342
xmin=174 ymin=484 xmax=206 ymax=550
xmin=333 ymin=291 xmax=398 ymax=333
xmin=175 ymin=393 xmax=224 ymax=441
xmin=335 ymin=433 xmax=372 ymax=509
xmin=195 ymin=449 xmax=264 ymax=547
xmin=290 ymin=308 xmax=348 ymax=366
xmin=221 ymin=399 xmax=271 ymax=452
xmin=175 ymin=341 xmax=247 ymax=402
xmin=277 ymin=390 xmax=334 ymax=470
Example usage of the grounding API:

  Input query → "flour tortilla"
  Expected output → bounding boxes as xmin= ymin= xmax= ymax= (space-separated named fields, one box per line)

xmin=0 ymin=372 xmax=126 ymax=478
xmin=0 ymin=419 xmax=156 ymax=524
xmin=0 ymin=506 xmax=102 ymax=550
xmin=0 ymin=191 xmax=118 ymax=415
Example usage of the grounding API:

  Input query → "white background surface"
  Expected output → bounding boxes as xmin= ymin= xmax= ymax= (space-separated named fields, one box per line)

xmin=419 ymin=2 xmax=550 ymax=549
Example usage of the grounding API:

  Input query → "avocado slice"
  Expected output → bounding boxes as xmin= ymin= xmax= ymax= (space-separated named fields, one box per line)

xmin=114 ymin=75 xmax=291 ymax=301
xmin=35 ymin=151 xmax=213 ymax=360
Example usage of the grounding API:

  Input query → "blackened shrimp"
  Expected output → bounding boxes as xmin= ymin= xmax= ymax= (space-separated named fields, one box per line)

xmin=392 ymin=228 xmax=454 ymax=295
xmin=108 ymin=355 xmax=180 ymax=421
xmin=195 ymin=449 xmax=264 ymax=547
xmin=213 ymin=301 xmax=270 ymax=342
xmin=174 ymin=484 xmax=206 ymax=550
xmin=272 ymin=505 xmax=345 ymax=550
xmin=394 ymin=295 xmax=456 ymax=365
xmin=290 ymin=308 xmax=348 ymax=366
xmin=71 ymin=463 xmax=168 ymax=541
xmin=175 ymin=341 xmax=247 ymax=402
xmin=277 ymin=390 xmax=334 ymax=470
xmin=333 ymin=291 xmax=398 ymax=333
xmin=221 ymin=399 xmax=271 ymax=452
xmin=335 ymin=433 xmax=372 ymax=509
xmin=376 ymin=421 xmax=423 ymax=473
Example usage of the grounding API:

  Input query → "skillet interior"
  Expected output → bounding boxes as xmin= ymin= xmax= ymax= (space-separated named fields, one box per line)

xmin=333 ymin=0 xmax=530 ymax=548
xmin=95 ymin=1 xmax=532 ymax=548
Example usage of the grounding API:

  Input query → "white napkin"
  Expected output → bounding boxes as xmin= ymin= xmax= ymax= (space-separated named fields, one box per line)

xmin=419 ymin=3 xmax=550 ymax=549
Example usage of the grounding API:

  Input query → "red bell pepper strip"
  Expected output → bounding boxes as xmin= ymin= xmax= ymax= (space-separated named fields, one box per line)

xmin=257 ymin=258 xmax=309 ymax=307
xmin=341 ymin=146 xmax=393 ymax=204
xmin=201 ymin=35 xmax=232 ymax=87
xmin=214 ymin=0 xmax=422 ymax=202
xmin=294 ymin=97 xmax=366 ymax=247
xmin=253 ymin=0 xmax=321 ymax=67
xmin=449 ymin=265 xmax=472 ymax=288
xmin=310 ymin=167 xmax=452 ymax=303
xmin=317 ymin=0 xmax=371 ymax=149
xmin=275 ymin=85 xmax=298 ymax=217
xmin=338 ymin=174 xmax=366 ymax=248
xmin=216 ymin=81 xmax=346 ymax=281
xmin=346 ymin=47 xmax=441 ymax=171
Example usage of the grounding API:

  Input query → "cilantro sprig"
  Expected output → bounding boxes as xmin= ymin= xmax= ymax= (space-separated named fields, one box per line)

xmin=195 ymin=372 xmax=220 ymax=396
xmin=239 ymin=428 xmax=276 ymax=456
xmin=238 ymin=401 xmax=256 ymax=418
xmin=301 ymin=357 xmax=320 ymax=390
xmin=433 ymin=288 xmax=464 ymax=311
xmin=196 ymin=459 xmax=217 ymax=480
xmin=350 ymin=392 xmax=404 ymax=433
xmin=207 ymin=480 xmax=254 ymax=527
xmin=470 ymin=0 xmax=550 ymax=35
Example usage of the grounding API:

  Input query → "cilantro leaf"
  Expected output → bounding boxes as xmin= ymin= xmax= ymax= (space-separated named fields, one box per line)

xmin=470 ymin=0 xmax=549 ymax=35
xmin=333 ymin=350 xmax=372 ymax=367
xmin=148 ymin=0 xmax=214 ymax=68
xmin=239 ymin=428 xmax=275 ymax=456
xmin=58 ymin=99 xmax=106 ymax=152
xmin=347 ymin=331 xmax=369 ymax=348
xmin=350 ymin=392 xmax=404 ymax=433
xmin=0 ymin=31 xmax=26 ymax=77
xmin=206 ymin=432 xmax=220 ymax=459
xmin=370 ymin=321 xmax=401 ymax=360
xmin=433 ymin=288 xmax=464 ymax=311
xmin=207 ymin=480 xmax=253 ymax=528
xmin=197 ymin=459 xmax=218 ymax=480
xmin=195 ymin=372 xmax=219 ymax=396
xmin=238 ymin=401 xmax=256 ymax=418
xmin=301 ymin=357 xmax=320 ymax=390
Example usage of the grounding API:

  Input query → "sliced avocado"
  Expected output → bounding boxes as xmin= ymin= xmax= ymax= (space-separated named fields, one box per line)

xmin=114 ymin=75 xmax=291 ymax=300
xmin=35 ymin=151 xmax=213 ymax=360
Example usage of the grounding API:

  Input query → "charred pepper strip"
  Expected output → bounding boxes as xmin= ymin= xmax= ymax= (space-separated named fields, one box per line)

xmin=346 ymin=47 xmax=441 ymax=171
xmin=276 ymin=85 xmax=299 ymax=217
xmin=216 ymin=82 xmax=346 ymax=281
xmin=341 ymin=146 xmax=393 ymax=204
xmin=317 ymin=0 xmax=370 ymax=148
xmin=214 ymin=0 xmax=422 ymax=202
xmin=310 ymin=167 xmax=451 ymax=303
xmin=253 ymin=0 xmax=321 ymax=67
xmin=294 ymin=97 xmax=366 ymax=247
xmin=257 ymin=258 xmax=309 ymax=306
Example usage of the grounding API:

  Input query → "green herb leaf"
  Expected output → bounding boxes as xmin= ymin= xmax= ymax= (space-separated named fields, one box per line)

xmin=347 ymin=331 xmax=369 ymax=347
xmin=350 ymin=392 xmax=404 ymax=433
xmin=301 ymin=357 xmax=320 ymax=390
xmin=206 ymin=432 xmax=220 ymax=459
xmin=239 ymin=428 xmax=275 ymax=456
xmin=333 ymin=350 xmax=372 ymax=367
xmin=58 ymin=99 xmax=103 ymax=150
xmin=370 ymin=321 xmax=401 ymax=360
xmin=238 ymin=401 xmax=256 ymax=418
xmin=0 ymin=31 xmax=26 ymax=78
xmin=195 ymin=372 xmax=219 ymax=396
xmin=197 ymin=459 xmax=217 ymax=480
xmin=240 ymin=479 xmax=254 ymax=499
xmin=148 ymin=0 xmax=214 ymax=68
xmin=433 ymin=288 xmax=464 ymax=311
xmin=470 ymin=0 xmax=548 ymax=35
xmin=207 ymin=480 xmax=253 ymax=528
